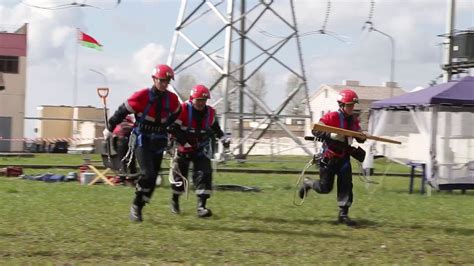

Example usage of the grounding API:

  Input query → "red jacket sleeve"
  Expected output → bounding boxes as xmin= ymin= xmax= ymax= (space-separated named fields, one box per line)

xmin=319 ymin=112 xmax=339 ymax=127
xmin=167 ymin=92 xmax=181 ymax=114
xmin=125 ymin=88 xmax=148 ymax=114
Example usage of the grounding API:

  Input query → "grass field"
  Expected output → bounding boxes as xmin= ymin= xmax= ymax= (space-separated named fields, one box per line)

xmin=0 ymin=153 xmax=411 ymax=174
xmin=1 ymin=155 xmax=473 ymax=264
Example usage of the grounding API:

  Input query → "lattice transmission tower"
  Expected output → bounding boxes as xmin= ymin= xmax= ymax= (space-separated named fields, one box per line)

xmin=166 ymin=0 xmax=314 ymax=157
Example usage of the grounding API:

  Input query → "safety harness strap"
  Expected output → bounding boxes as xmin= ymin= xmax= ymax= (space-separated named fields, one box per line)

xmin=133 ymin=89 xmax=169 ymax=148
xmin=185 ymin=102 xmax=212 ymax=157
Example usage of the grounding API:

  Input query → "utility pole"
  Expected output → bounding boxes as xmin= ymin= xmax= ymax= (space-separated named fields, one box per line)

xmin=443 ymin=0 xmax=455 ymax=82
xmin=368 ymin=25 xmax=395 ymax=84
xmin=238 ymin=0 xmax=245 ymax=158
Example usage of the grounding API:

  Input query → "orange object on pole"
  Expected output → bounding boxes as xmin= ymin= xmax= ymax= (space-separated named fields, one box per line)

xmin=97 ymin=87 xmax=112 ymax=160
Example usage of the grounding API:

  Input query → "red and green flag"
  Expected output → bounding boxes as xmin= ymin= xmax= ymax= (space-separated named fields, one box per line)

xmin=78 ymin=30 xmax=102 ymax=51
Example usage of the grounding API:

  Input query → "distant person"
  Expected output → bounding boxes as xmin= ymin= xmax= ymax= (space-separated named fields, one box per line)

xmin=168 ymin=85 xmax=225 ymax=218
xmin=103 ymin=64 xmax=181 ymax=222
xmin=299 ymin=89 xmax=366 ymax=226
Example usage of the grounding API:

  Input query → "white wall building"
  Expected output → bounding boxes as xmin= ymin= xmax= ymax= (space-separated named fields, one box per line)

xmin=0 ymin=24 xmax=28 ymax=152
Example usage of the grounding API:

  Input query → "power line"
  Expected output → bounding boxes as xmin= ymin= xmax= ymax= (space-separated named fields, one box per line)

xmin=245 ymin=1 xmax=348 ymax=44
xmin=19 ymin=0 xmax=121 ymax=11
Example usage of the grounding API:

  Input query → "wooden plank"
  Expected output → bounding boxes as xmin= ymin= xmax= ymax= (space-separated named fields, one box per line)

xmin=312 ymin=124 xmax=402 ymax=144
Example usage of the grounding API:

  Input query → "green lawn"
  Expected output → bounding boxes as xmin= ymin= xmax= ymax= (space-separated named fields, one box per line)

xmin=0 ymin=154 xmax=100 ymax=166
xmin=1 ymin=165 xmax=473 ymax=264
xmin=0 ymin=153 xmax=412 ymax=174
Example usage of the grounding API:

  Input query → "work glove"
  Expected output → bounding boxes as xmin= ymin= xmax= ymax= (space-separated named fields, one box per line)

xmin=329 ymin=133 xmax=345 ymax=142
xmin=221 ymin=137 xmax=231 ymax=149
xmin=103 ymin=129 xmax=113 ymax=139
xmin=311 ymin=130 xmax=330 ymax=142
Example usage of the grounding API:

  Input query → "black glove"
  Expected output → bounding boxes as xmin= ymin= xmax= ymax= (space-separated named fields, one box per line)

xmin=168 ymin=124 xmax=187 ymax=145
xmin=355 ymin=133 xmax=367 ymax=143
xmin=221 ymin=137 xmax=231 ymax=149
xmin=312 ymin=130 xmax=330 ymax=142
xmin=350 ymin=146 xmax=366 ymax=162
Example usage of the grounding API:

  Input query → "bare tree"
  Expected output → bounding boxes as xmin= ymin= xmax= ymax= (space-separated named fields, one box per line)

xmin=284 ymin=74 xmax=306 ymax=116
xmin=246 ymin=71 xmax=267 ymax=120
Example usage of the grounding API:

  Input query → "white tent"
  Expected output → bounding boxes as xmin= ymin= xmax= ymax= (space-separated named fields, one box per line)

xmin=363 ymin=76 xmax=474 ymax=190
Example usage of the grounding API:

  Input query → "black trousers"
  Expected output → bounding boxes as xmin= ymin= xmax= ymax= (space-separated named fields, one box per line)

xmin=171 ymin=153 xmax=213 ymax=198
xmin=313 ymin=157 xmax=353 ymax=208
xmin=133 ymin=140 xmax=166 ymax=206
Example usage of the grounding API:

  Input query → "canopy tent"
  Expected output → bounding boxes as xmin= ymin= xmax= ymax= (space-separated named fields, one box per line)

xmin=364 ymin=76 xmax=474 ymax=190
xmin=372 ymin=76 xmax=474 ymax=108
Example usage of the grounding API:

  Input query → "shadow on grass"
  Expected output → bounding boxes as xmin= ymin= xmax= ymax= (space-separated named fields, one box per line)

xmin=399 ymin=224 xmax=474 ymax=236
xmin=239 ymin=216 xmax=329 ymax=226
xmin=0 ymin=232 xmax=19 ymax=237
xmin=344 ymin=218 xmax=379 ymax=228
xmin=389 ymin=188 xmax=474 ymax=196
xmin=354 ymin=220 xmax=474 ymax=236
xmin=180 ymin=223 xmax=345 ymax=238
xmin=442 ymin=227 xmax=474 ymax=236
xmin=239 ymin=215 xmax=380 ymax=228
xmin=341 ymin=218 xmax=474 ymax=235
xmin=149 ymin=214 xmax=344 ymax=238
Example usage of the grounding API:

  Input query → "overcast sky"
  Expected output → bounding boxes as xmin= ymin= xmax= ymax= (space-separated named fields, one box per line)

xmin=0 ymin=0 xmax=473 ymax=137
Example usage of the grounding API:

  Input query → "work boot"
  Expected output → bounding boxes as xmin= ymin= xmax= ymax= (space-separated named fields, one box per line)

xmin=298 ymin=177 xmax=314 ymax=199
xmin=197 ymin=196 xmax=212 ymax=218
xmin=170 ymin=195 xmax=181 ymax=214
xmin=338 ymin=208 xmax=357 ymax=226
xmin=197 ymin=207 xmax=213 ymax=218
xmin=129 ymin=204 xmax=143 ymax=222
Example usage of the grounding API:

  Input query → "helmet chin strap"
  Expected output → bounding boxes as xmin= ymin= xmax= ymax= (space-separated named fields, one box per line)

xmin=338 ymin=103 xmax=351 ymax=117
xmin=338 ymin=102 xmax=346 ymax=112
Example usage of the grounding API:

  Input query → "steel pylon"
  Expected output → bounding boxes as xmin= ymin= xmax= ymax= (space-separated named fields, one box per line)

xmin=166 ymin=0 xmax=314 ymax=157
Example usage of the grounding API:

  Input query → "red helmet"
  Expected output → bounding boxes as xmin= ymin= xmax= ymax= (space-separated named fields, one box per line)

xmin=190 ymin=85 xmax=211 ymax=100
xmin=151 ymin=64 xmax=174 ymax=80
xmin=337 ymin=89 xmax=359 ymax=104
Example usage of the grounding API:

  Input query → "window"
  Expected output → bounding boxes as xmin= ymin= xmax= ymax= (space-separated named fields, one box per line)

xmin=0 ymin=56 xmax=19 ymax=73
xmin=0 ymin=73 xmax=4 ymax=91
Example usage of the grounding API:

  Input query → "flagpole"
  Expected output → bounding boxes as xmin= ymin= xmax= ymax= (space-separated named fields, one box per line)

xmin=72 ymin=28 xmax=79 ymax=138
